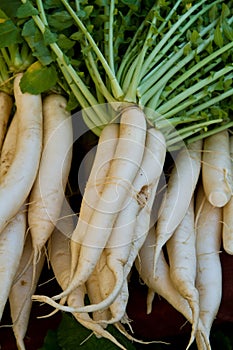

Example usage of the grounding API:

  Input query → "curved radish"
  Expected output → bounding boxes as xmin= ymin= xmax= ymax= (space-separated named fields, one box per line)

xmin=202 ymin=130 xmax=232 ymax=207
xmin=135 ymin=226 xmax=210 ymax=350
xmin=49 ymin=218 xmax=127 ymax=350
xmin=9 ymin=234 xmax=45 ymax=350
xmin=0 ymin=207 xmax=26 ymax=321
xmin=153 ymin=139 xmax=202 ymax=271
xmin=0 ymin=73 xmax=42 ymax=233
xmin=0 ymin=102 xmax=26 ymax=321
xmin=166 ymin=196 xmax=199 ymax=344
xmin=70 ymin=123 xmax=119 ymax=281
xmin=195 ymin=183 xmax=222 ymax=341
xmin=28 ymin=93 xmax=72 ymax=282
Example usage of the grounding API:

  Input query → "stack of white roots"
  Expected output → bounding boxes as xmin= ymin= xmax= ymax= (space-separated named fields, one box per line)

xmin=0 ymin=73 xmax=232 ymax=350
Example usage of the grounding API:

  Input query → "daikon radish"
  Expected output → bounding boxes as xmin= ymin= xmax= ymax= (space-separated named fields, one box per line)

xmin=195 ymin=183 xmax=222 ymax=341
xmin=136 ymin=226 xmax=210 ymax=350
xmin=222 ymin=134 xmax=233 ymax=254
xmin=153 ymin=139 xmax=202 ymax=271
xmin=0 ymin=73 xmax=42 ymax=232
xmin=28 ymin=93 xmax=72 ymax=283
xmin=166 ymin=196 xmax=199 ymax=340
xmin=202 ymin=130 xmax=232 ymax=207
xmin=9 ymin=234 xmax=45 ymax=350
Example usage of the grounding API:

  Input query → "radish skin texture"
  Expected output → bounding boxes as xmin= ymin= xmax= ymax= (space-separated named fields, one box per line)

xmin=202 ymin=130 xmax=232 ymax=207
xmin=49 ymin=106 xmax=147 ymax=303
xmin=135 ymin=226 xmax=210 ymax=350
xmin=70 ymin=123 xmax=119 ymax=280
xmin=28 ymin=93 xmax=72 ymax=278
xmin=153 ymin=139 xmax=202 ymax=271
xmin=222 ymin=135 xmax=233 ymax=254
xmin=0 ymin=73 xmax=42 ymax=233
xmin=9 ymin=234 xmax=45 ymax=350
xmin=0 ymin=113 xmax=18 ymax=178
xmin=166 ymin=196 xmax=199 ymax=344
xmin=195 ymin=184 xmax=222 ymax=339
xmin=0 ymin=91 xmax=13 ymax=151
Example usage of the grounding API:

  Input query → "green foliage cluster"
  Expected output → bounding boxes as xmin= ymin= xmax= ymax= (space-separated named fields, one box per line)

xmin=0 ymin=0 xmax=232 ymax=145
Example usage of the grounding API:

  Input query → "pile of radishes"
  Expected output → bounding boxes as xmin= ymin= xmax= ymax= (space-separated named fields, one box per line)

xmin=0 ymin=74 xmax=73 ymax=350
xmin=0 ymin=73 xmax=232 ymax=350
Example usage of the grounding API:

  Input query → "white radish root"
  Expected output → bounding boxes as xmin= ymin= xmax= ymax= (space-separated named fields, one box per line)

xmin=9 ymin=234 xmax=45 ymax=350
xmin=135 ymin=226 xmax=210 ymax=350
xmin=0 ymin=102 xmax=27 ymax=321
xmin=28 ymin=93 xmax=72 ymax=284
xmin=0 ymin=73 xmax=42 ymax=233
xmin=202 ymin=130 xmax=232 ymax=207
xmin=195 ymin=183 xmax=223 ymax=340
xmin=49 ymin=216 xmax=128 ymax=350
xmin=153 ymin=139 xmax=202 ymax=271
xmin=0 ymin=206 xmax=26 ymax=321
xmin=70 ymin=123 xmax=119 ymax=282
xmin=166 ymin=196 xmax=199 ymax=343
xmin=222 ymin=134 xmax=233 ymax=254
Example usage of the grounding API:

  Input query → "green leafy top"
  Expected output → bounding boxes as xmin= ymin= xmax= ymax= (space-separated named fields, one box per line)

xmin=0 ymin=0 xmax=232 ymax=146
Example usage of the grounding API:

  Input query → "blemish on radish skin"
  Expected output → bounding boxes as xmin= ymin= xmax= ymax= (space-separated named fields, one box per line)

xmin=20 ymin=280 xmax=27 ymax=286
xmin=136 ymin=185 xmax=150 ymax=207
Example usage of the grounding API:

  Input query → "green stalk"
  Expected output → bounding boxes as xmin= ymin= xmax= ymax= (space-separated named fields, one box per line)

xmin=108 ymin=0 xmax=115 ymax=74
xmin=162 ymin=40 xmax=233 ymax=102
xmin=140 ymin=0 xmax=208 ymax=78
xmin=123 ymin=13 xmax=158 ymax=102
xmin=0 ymin=48 xmax=11 ymax=70
xmin=116 ymin=19 xmax=146 ymax=84
xmin=31 ymin=2 xmax=108 ymax=117
xmin=138 ymin=14 xmax=225 ymax=108
xmin=186 ymin=88 xmax=233 ymax=117
xmin=185 ymin=121 xmax=233 ymax=145
xmin=166 ymin=118 xmax=224 ymax=147
xmin=84 ymin=50 xmax=117 ymax=104
xmin=124 ymin=0 xmax=183 ymax=102
xmin=0 ymin=54 xmax=11 ymax=94
xmin=59 ymin=0 xmax=123 ymax=100
xmin=138 ymin=16 xmax=219 ymax=98
xmin=33 ymin=0 xmax=113 ymax=128
xmin=58 ymin=60 xmax=105 ymax=134
xmin=156 ymin=66 xmax=233 ymax=116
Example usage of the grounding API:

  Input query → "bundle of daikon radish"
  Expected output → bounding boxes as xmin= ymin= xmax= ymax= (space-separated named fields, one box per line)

xmin=0 ymin=0 xmax=233 ymax=349
xmin=0 ymin=73 xmax=232 ymax=350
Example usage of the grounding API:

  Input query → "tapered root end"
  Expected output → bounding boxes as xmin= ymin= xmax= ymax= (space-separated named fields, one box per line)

xmin=208 ymin=191 xmax=229 ymax=207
